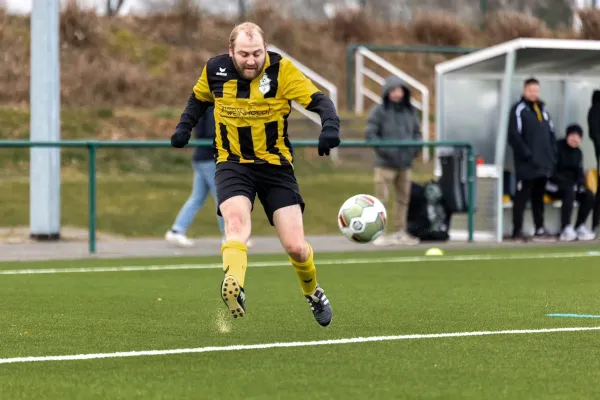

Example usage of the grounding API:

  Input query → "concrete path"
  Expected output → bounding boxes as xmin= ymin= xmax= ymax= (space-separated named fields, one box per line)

xmin=0 ymin=232 xmax=595 ymax=262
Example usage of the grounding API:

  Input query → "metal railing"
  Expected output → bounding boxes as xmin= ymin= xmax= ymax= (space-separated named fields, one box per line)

xmin=0 ymin=139 xmax=476 ymax=254
xmin=346 ymin=44 xmax=479 ymax=112
xmin=354 ymin=46 xmax=431 ymax=162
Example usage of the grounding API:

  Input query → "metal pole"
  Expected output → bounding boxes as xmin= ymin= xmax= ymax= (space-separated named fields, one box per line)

xmin=433 ymin=71 xmax=444 ymax=177
xmin=30 ymin=0 xmax=61 ymax=241
xmin=88 ymin=144 xmax=97 ymax=254
xmin=355 ymin=48 xmax=364 ymax=113
xmin=330 ymin=86 xmax=340 ymax=163
xmin=422 ymin=91 xmax=430 ymax=163
xmin=466 ymin=145 xmax=475 ymax=242
xmin=561 ymin=80 xmax=569 ymax=132
xmin=480 ymin=0 xmax=488 ymax=14
xmin=346 ymin=45 xmax=357 ymax=113
xmin=238 ymin=0 xmax=246 ymax=21
xmin=495 ymin=50 xmax=517 ymax=243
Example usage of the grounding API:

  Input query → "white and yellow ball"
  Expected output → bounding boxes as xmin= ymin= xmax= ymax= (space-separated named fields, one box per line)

xmin=338 ymin=194 xmax=387 ymax=244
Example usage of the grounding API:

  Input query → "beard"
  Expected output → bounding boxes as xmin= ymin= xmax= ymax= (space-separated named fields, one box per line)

xmin=232 ymin=58 xmax=264 ymax=81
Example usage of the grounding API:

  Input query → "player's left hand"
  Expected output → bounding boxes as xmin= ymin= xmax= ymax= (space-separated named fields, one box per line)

xmin=318 ymin=126 xmax=340 ymax=156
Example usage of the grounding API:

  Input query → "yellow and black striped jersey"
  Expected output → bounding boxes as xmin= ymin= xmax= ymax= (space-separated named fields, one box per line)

xmin=176 ymin=51 xmax=339 ymax=166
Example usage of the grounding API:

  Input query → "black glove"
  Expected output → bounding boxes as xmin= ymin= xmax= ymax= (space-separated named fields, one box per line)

xmin=171 ymin=129 xmax=191 ymax=148
xmin=317 ymin=126 xmax=340 ymax=156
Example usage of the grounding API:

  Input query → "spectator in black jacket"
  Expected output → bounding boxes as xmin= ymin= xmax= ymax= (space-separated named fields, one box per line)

xmin=545 ymin=124 xmax=596 ymax=241
xmin=508 ymin=78 xmax=557 ymax=242
xmin=587 ymin=90 xmax=600 ymax=235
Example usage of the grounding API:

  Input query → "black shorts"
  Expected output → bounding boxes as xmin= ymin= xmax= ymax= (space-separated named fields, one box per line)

xmin=215 ymin=162 xmax=305 ymax=226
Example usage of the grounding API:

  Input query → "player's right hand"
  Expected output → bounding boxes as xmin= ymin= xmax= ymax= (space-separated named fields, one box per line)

xmin=171 ymin=129 xmax=190 ymax=148
xmin=318 ymin=126 xmax=340 ymax=156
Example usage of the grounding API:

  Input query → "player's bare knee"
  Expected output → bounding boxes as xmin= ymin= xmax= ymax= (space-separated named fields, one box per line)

xmin=224 ymin=213 xmax=247 ymax=234
xmin=283 ymin=239 xmax=309 ymax=262
xmin=273 ymin=205 xmax=308 ymax=260
xmin=220 ymin=196 xmax=252 ymax=242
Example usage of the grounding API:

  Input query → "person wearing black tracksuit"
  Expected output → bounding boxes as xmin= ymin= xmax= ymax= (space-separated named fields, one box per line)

xmin=587 ymin=90 xmax=600 ymax=234
xmin=507 ymin=78 xmax=557 ymax=242
xmin=545 ymin=124 xmax=596 ymax=241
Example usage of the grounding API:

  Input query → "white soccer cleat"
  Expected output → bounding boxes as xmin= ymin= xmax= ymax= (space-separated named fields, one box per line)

xmin=372 ymin=235 xmax=393 ymax=246
xmin=576 ymin=225 xmax=596 ymax=241
xmin=393 ymin=231 xmax=420 ymax=246
xmin=559 ymin=225 xmax=577 ymax=242
xmin=165 ymin=230 xmax=194 ymax=247
xmin=372 ymin=233 xmax=419 ymax=246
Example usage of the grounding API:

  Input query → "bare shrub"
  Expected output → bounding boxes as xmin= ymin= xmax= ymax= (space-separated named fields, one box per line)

xmin=330 ymin=8 xmax=374 ymax=43
xmin=60 ymin=0 xmax=102 ymax=48
xmin=484 ymin=11 xmax=551 ymax=44
xmin=411 ymin=10 xmax=467 ymax=47
xmin=137 ymin=0 xmax=203 ymax=45
xmin=577 ymin=9 xmax=600 ymax=40
xmin=236 ymin=6 xmax=296 ymax=49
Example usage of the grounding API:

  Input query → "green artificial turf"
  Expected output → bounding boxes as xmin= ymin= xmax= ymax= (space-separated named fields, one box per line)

xmin=3 ymin=248 xmax=600 ymax=399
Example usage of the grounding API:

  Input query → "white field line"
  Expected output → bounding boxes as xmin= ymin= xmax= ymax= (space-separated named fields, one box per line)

xmin=1 ymin=326 xmax=599 ymax=364
xmin=1 ymin=251 xmax=599 ymax=276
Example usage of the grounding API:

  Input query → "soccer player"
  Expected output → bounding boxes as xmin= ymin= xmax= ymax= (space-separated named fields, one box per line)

xmin=170 ymin=22 xmax=340 ymax=327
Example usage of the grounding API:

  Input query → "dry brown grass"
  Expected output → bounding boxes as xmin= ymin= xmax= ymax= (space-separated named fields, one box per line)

xmin=411 ymin=10 xmax=469 ymax=46
xmin=60 ymin=0 xmax=102 ymax=48
xmin=245 ymin=5 xmax=300 ymax=50
xmin=577 ymin=9 xmax=600 ymax=39
xmin=141 ymin=0 xmax=204 ymax=46
xmin=483 ymin=11 xmax=552 ymax=44
xmin=2 ymin=4 xmax=599 ymax=110
xmin=330 ymin=8 xmax=375 ymax=44
xmin=0 ymin=8 xmax=7 ymax=42
xmin=0 ymin=9 xmax=29 ymax=106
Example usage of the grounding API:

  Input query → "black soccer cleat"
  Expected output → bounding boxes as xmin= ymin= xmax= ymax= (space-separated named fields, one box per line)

xmin=221 ymin=275 xmax=246 ymax=319
xmin=305 ymin=285 xmax=332 ymax=327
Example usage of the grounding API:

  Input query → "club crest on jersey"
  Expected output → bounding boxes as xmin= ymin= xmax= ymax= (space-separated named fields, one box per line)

xmin=258 ymin=73 xmax=271 ymax=95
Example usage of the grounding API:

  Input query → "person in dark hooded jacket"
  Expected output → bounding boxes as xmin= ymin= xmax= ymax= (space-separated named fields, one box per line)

xmin=365 ymin=76 xmax=421 ymax=246
xmin=587 ymin=90 xmax=600 ymax=234
xmin=507 ymin=78 xmax=557 ymax=242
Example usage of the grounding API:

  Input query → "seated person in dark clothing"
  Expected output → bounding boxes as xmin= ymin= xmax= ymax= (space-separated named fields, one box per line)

xmin=545 ymin=124 xmax=596 ymax=241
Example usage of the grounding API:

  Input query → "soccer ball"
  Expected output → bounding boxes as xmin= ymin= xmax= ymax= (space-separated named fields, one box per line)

xmin=337 ymin=194 xmax=387 ymax=243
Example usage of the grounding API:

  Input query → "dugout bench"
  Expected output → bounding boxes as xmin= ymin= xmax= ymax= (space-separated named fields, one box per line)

xmin=500 ymin=168 xmax=598 ymax=236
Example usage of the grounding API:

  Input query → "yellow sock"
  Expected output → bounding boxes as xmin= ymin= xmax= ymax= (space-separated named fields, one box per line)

xmin=221 ymin=240 xmax=248 ymax=288
xmin=290 ymin=243 xmax=317 ymax=295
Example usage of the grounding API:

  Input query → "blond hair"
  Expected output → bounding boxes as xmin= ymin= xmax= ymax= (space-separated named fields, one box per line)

xmin=229 ymin=22 xmax=266 ymax=49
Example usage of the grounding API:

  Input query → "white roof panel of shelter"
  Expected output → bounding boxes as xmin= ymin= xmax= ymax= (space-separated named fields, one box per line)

xmin=435 ymin=38 xmax=600 ymax=77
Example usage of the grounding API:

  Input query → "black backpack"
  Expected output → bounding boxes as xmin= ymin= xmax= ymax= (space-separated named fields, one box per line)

xmin=407 ymin=181 xmax=451 ymax=242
